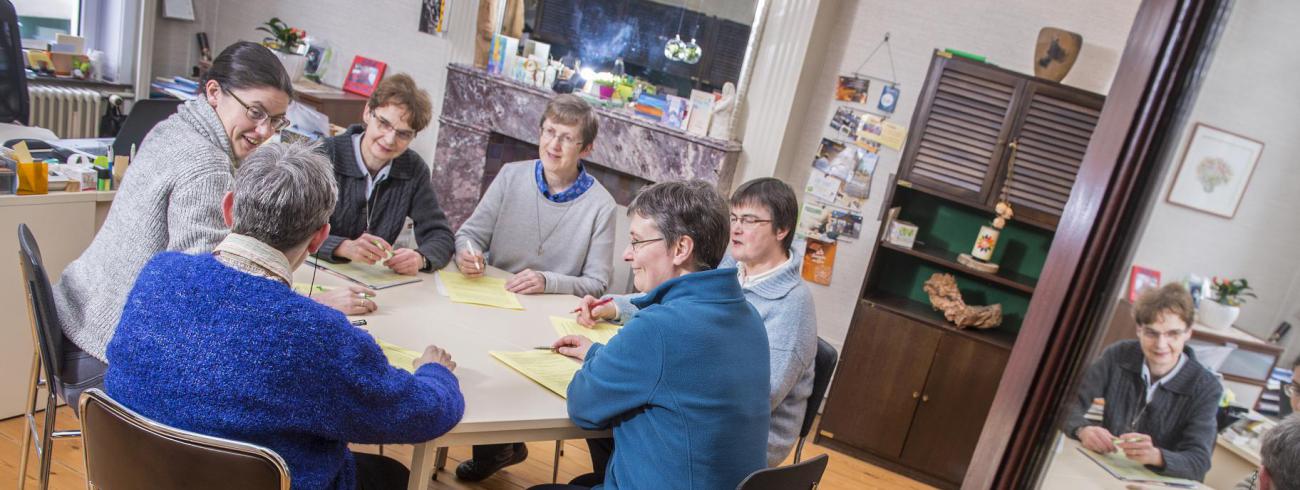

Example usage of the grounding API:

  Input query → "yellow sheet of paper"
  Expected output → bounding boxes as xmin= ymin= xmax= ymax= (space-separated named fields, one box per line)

xmin=439 ymin=272 xmax=524 ymax=310
xmin=292 ymin=282 xmax=333 ymax=295
xmin=375 ymin=338 xmax=421 ymax=373
xmin=310 ymin=259 xmax=421 ymax=289
xmin=1077 ymin=447 xmax=1199 ymax=487
xmin=550 ymin=316 xmax=620 ymax=344
xmin=490 ymin=350 xmax=581 ymax=398
xmin=11 ymin=140 xmax=33 ymax=163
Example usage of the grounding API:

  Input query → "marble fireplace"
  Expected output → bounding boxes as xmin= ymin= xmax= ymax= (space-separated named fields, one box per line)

xmin=431 ymin=64 xmax=742 ymax=228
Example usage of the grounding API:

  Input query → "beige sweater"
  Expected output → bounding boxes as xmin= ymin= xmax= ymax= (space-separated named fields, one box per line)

xmin=53 ymin=99 xmax=237 ymax=362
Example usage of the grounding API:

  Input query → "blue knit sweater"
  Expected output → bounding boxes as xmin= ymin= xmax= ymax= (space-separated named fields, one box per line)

xmin=569 ymin=268 xmax=770 ymax=490
xmin=105 ymin=253 xmax=465 ymax=490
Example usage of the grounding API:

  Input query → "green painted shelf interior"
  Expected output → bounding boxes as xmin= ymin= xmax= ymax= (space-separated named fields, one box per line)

xmin=871 ymin=253 xmax=1032 ymax=333
xmin=892 ymin=188 xmax=1054 ymax=282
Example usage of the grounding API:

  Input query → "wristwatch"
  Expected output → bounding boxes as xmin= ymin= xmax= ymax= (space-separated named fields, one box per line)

xmin=420 ymin=253 xmax=430 ymax=271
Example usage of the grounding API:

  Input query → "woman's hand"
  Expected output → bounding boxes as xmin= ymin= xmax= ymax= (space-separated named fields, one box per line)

xmin=552 ymin=335 xmax=594 ymax=361
xmin=415 ymin=345 xmax=456 ymax=372
xmin=336 ymin=233 xmax=392 ymax=265
xmin=506 ymin=269 xmax=546 ymax=294
xmin=1116 ymin=433 xmax=1164 ymax=467
xmin=386 ymin=248 xmax=424 ymax=275
xmin=312 ymin=285 xmax=378 ymax=315
xmin=575 ymin=295 xmax=616 ymax=327
xmin=456 ymin=248 xmax=485 ymax=277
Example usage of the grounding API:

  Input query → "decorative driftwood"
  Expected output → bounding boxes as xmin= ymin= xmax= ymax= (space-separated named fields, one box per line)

xmin=922 ymin=273 xmax=1003 ymax=329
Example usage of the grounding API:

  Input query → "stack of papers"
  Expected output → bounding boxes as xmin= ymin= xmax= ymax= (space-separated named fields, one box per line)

xmin=551 ymin=316 xmax=621 ymax=344
xmin=309 ymin=258 xmax=422 ymax=289
xmin=375 ymin=338 xmax=421 ymax=373
xmin=438 ymin=272 xmax=523 ymax=310
xmin=1078 ymin=448 xmax=1199 ymax=488
xmin=490 ymin=350 xmax=581 ymax=398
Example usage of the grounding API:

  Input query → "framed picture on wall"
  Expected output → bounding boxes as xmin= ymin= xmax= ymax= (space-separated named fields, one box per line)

xmin=343 ymin=56 xmax=388 ymax=97
xmin=1166 ymin=123 xmax=1264 ymax=219
xmin=1128 ymin=265 xmax=1161 ymax=303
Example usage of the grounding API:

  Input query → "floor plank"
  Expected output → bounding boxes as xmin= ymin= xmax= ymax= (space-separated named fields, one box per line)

xmin=1 ymin=407 xmax=934 ymax=489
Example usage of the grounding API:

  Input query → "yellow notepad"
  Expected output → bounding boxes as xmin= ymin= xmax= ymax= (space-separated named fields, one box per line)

xmin=309 ymin=259 xmax=422 ymax=289
xmin=551 ymin=316 xmax=621 ymax=344
xmin=375 ymin=338 xmax=421 ymax=373
xmin=1077 ymin=447 xmax=1199 ymax=487
xmin=490 ymin=350 xmax=581 ymax=398
xmin=439 ymin=272 xmax=524 ymax=310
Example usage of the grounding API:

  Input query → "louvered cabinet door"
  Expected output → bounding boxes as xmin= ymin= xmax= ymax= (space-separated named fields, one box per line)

xmin=899 ymin=55 xmax=1023 ymax=205
xmin=1002 ymin=83 xmax=1104 ymax=228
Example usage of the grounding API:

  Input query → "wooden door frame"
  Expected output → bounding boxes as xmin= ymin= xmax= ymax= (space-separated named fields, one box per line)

xmin=961 ymin=0 xmax=1234 ymax=488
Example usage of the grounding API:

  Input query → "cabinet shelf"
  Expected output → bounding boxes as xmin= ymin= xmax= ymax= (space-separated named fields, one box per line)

xmin=861 ymin=293 xmax=1016 ymax=351
xmin=897 ymin=180 xmax=1058 ymax=233
xmin=878 ymin=241 xmax=1037 ymax=294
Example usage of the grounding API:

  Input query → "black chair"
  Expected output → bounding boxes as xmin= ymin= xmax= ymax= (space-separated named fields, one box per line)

xmin=16 ymin=224 xmax=81 ymax=490
xmin=0 ymin=0 xmax=29 ymax=125
xmin=80 ymin=388 xmax=291 ymax=490
xmin=793 ymin=338 xmax=839 ymax=463
xmin=736 ymin=454 xmax=829 ymax=490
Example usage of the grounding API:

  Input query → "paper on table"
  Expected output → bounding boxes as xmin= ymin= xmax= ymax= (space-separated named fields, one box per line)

xmin=551 ymin=316 xmax=620 ymax=344
xmin=309 ymin=258 xmax=422 ymax=289
xmin=292 ymin=282 xmax=333 ymax=295
xmin=375 ymin=338 xmax=421 ymax=374
xmin=1077 ymin=447 xmax=1199 ymax=487
xmin=490 ymin=350 xmax=581 ymax=398
xmin=438 ymin=272 xmax=524 ymax=310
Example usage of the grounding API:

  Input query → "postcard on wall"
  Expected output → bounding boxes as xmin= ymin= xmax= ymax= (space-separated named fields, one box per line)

xmin=801 ymin=238 xmax=837 ymax=286
xmin=856 ymin=114 xmax=908 ymax=150
xmin=797 ymin=201 xmax=831 ymax=241
xmin=829 ymin=106 xmax=865 ymax=139
xmin=418 ymin=0 xmax=448 ymax=35
xmin=804 ymin=168 xmax=841 ymax=204
xmin=878 ymin=84 xmax=900 ymax=113
xmin=836 ymin=76 xmax=871 ymax=104
xmin=828 ymin=209 xmax=864 ymax=240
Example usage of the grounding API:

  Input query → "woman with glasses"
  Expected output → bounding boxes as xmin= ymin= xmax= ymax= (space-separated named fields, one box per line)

xmin=51 ymin=41 xmax=302 ymax=410
xmin=315 ymin=74 xmax=454 ymax=290
xmin=573 ymin=178 xmax=818 ymax=480
xmin=1063 ymin=283 xmax=1222 ymax=481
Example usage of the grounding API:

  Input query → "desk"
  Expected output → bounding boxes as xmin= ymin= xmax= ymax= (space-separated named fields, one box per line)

xmin=1039 ymin=433 xmax=1213 ymax=489
xmin=292 ymin=80 xmax=368 ymax=127
xmin=294 ymin=265 xmax=607 ymax=490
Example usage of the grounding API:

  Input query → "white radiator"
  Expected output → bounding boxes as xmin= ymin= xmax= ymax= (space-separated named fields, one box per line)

xmin=28 ymin=84 xmax=104 ymax=139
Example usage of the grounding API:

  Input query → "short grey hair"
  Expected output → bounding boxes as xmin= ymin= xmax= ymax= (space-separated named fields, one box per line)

xmin=1262 ymin=414 xmax=1300 ymax=490
xmin=231 ymin=142 xmax=337 ymax=251
xmin=627 ymin=180 xmax=730 ymax=271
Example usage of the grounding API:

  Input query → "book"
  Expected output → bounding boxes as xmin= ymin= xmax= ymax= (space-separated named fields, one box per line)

xmin=685 ymin=89 xmax=715 ymax=136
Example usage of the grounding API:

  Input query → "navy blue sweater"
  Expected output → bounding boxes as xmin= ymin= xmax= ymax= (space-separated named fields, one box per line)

xmin=105 ymin=253 xmax=465 ymax=490
xmin=568 ymin=268 xmax=770 ymax=489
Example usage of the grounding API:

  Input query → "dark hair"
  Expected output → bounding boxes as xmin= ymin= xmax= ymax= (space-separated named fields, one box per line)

xmin=1134 ymin=283 xmax=1196 ymax=327
xmin=201 ymin=41 xmax=295 ymax=98
xmin=730 ymin=177 xmax=799 ymax=253
xmin=540 ymin=94 xmax=599 ymax=149
xmin=367 ymin=73 xmax=433 ymax=132
xmin=627 ymin=180 xmax=730 ymax=271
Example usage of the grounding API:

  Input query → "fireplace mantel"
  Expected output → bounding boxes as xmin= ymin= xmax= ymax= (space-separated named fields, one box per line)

xmin=431 ymin=64 xmax=741 ymax=228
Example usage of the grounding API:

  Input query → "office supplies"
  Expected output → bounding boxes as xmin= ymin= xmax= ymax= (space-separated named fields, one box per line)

xmin=375 ymin=338 xmax=420 ymax=373
xmin=350 ymin=319 xmax=367 ymax=327
xmin=570 ymin=296 xmax=613 ymax=313
xmin=308 ymin=258 xmax=422 ymax=290
xmin=437 ymin=271 xmax=523 ymax=310
xmin=465 ymin=241 xmax=484 ymax=273
xmin=551 ymin=316 xmax=620 ymax=344
xmin=490 ymin=350 xmax=581 ymax=398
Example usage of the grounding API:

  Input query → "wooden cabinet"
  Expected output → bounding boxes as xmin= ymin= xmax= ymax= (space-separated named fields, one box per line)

xmin=817 ymin=51 xmax=1102 ymax=488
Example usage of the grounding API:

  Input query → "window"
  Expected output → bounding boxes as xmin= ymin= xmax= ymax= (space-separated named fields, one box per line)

xmin=14 ymin=0 xmax=82 ymax=42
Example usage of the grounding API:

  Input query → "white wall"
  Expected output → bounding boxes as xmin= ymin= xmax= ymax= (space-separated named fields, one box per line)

xmin=775 ymin=0 xmax=1140 ymax=351
xmin=1128 ymin=0 xmax=1300 ymax=362
xmin=151 ymin=0 xmax=472 ymax=161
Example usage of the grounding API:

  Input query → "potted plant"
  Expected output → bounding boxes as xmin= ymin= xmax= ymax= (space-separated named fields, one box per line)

xmin=257 ymin=17 xmax=308 ymax=81
xmin=1199 ymin=277 xmax=1256 ymax=330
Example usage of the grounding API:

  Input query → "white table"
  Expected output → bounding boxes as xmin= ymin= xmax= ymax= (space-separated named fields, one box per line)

xmin=293 ymin=264 xmax=608 ymax=490
xmin=1038 ymin=433 xmax=1214 ymax=489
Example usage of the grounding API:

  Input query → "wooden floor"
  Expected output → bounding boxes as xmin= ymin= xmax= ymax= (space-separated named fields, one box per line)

xmin=0 ymin=406 xmax=934 ymax=489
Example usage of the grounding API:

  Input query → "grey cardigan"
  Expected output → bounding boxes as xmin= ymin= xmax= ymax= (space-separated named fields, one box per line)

xmin=1064 ymin=340 xmax=1222 ymax=481
xmin=612 ymin=249 xmax=818 ymax=466
xmin=316 ymin=125 xmax=455 ymax=270
xmin=53 ymin=99 xmax=237 ymax=362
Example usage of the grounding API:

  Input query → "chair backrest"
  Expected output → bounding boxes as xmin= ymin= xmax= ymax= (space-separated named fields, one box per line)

xmin=800 ymin=338 xmax=839 ymax=438
xmin=17 ymin=224 xmax=66 ymax=395
xmin=0 ymin=0 xmax=28 ymax=125
xmin=736 ymin=454 xmax=829 ymax=490
xmin=79 ymin=389 xmax=291 ymax=490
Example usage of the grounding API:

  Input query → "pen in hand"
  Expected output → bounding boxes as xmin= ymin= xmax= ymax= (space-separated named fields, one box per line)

xmin=571 ymin=297 xmax=614 ymax=314
xmin=466 ymin=242 xmax=484 ymax=273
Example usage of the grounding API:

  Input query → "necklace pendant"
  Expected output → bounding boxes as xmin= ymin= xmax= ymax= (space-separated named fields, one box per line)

xmin=537 ymin=245 xmax=544 ymax=255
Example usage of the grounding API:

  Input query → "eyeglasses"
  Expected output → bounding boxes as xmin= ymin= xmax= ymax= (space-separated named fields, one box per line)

xmin=628 ymin=237 xmax=665 ymax=251
xmin=1286 ymin=383 xmax=1298 ymax=398
xmin=370 ymin=110 xmax=416 ymax=141
xmin=223 ymin=87 xmax=290 ymax=131
xmin=541 ymin=126 xmax=583 ymax=150
xmin=729 ymin=214 xmax=773 ymax=228
xmin=1138 ymin=326 xmax=1189 ymax=341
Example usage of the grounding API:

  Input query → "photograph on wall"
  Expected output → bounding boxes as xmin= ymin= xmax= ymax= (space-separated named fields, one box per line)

xmin=801 ymin=238 xmax=837 ymax=286
xmin=343 ymin=56 xmax=388 ymax=97
xmin=804 ymin=168 xmax=841 ymax=204
xmin=829 ymin=106 xmax=866 ymax=138
xmin=836 ymin=76 xmax=871 ymax=104
xmin=1166 ymin=123 xmax=1264 ymax=219
xmin=797 ymin=201 xmax=835 ymax=241
xmin=419 ymin=0 xmax=448 ymax=35
xmin=828 ymin=209 xmax=864 ymax=240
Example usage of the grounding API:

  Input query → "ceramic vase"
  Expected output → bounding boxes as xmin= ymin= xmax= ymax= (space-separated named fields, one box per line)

xmin=971 ymin=225 xmax=1000 ymax=261
xmin=1198 ymin=300 xmax=1240 ymax=330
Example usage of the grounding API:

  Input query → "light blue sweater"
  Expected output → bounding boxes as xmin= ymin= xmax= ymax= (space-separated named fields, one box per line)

xmin=571 ymin=268 xmax=770 ymax=489
xmin=611 ymin=249 xmax=818 ymax=466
